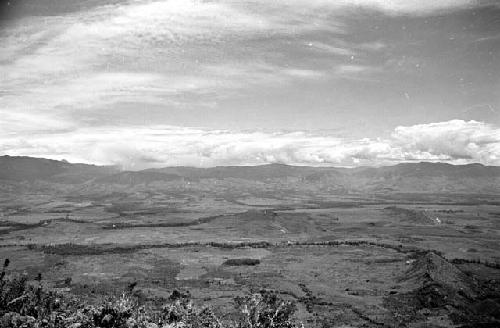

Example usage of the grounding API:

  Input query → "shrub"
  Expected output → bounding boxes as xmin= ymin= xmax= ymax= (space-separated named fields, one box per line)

xmin=234 ymin=290 xmax=301 ymax=328
xmin=0 ymin=260 xmax=302 ymax=328
xmin=223 ymin=259 xmax=261 ymax=266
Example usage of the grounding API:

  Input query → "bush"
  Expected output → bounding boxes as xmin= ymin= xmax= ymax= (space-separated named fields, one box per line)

xmin=234 ymin=290 xmax=301 ymax=328
xmin=0 ymin=260 xmax=302 ymax=328
xmin=223 ymin=259 xmax=260 ymax=266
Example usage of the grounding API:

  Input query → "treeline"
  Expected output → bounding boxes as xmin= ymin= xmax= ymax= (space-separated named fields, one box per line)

xmin=33 ymin=241 xmax=276 ymax=256
xmin=450 ymin=258 xmax=500 ymax=270
xmin=11 ymin=240 xmax=500 ymax=270
xmin=17 ymin=239 xmax=445 ymax=257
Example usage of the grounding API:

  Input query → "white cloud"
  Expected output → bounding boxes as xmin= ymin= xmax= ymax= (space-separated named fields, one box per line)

xmin=1 ymin=120 xmax=498 ymax=169
xmin=275 ymin=0 xmax=477 ymax=14
xmin=0 ymin=0 xmax=479 ymax=121
xmin=352 ymin=0 xmax=477 ymax=14
xmin=0 ymin=0 xmax=341 ymax=120
xmin=282 ymin=69 xmax=326 ymax=79
xmin=0 ymin=72 xmax=208 ymax=130
xmin=392 ymin=120 xmax=500 ymax=164
xmin=334 ymin=64 xmax=381 ymax=80
xmin=336 ymin=65 xmax=372 ymax=74
xmin=308 ymin=42 xmax=355 ymax=56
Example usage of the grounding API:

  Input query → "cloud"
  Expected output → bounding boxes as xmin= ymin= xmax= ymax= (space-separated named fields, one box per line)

xmin=1 ymin=120 xmax=498 ymax=169
xmin=0 ymin=0 xmax=343 ymax=121
xmin=0 ymin=62 xmax=327 ymax=128
xmin=274 ymin=0 xmax=478 ymax=14
xmin=391 ymin=120 xmax=500 ymax=164
xmin=336 ymin=65 xmax=373 ymax=74
xmin=307 ymin=42 xmax=355 ymax=56
xmin=355 ymin=0 xmax=477 ymax=14
xmin=333 ymin=64 xmax=381 ymax=80
xmin=1 ymin=0 xmax=485 ymax=120
xmin=0 ymin=72 xmax=211 ymax=132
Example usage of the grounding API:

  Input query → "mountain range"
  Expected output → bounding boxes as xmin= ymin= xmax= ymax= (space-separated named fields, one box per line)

xmin=1 ymin=155 xmax=499 ymax=194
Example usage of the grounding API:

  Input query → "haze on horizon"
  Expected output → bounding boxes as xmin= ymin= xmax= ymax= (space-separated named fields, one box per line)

xmin=1 ymin=0 xmax=499 ymax=170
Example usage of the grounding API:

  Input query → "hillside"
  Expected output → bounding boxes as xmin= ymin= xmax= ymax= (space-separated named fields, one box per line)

xmin=0 ymin=156 xmax=118 ymax=183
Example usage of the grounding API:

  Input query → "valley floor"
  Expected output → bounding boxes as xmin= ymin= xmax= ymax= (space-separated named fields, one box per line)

xmin=1 ymin=191 xmax=500 ymax=327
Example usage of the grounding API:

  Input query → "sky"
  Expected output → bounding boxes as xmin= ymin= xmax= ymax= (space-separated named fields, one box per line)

xmin=0 ymin=0 xmax=499 ymax=169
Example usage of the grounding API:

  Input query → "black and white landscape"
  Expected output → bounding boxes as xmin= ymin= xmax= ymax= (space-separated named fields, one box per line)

xmin=1 ymin=0 xmax=500 ymax=327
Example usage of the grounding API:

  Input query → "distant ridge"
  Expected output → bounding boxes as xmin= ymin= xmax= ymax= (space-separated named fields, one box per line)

xmin=1 ymin=155 xmax=499 ymax=193
xmin=0 ymin=155 xmax=118 ymax=183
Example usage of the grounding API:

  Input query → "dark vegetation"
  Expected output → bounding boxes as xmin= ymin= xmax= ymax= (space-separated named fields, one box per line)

xmin=0 ymin=259 xmax=301 ymax=328
xmin=26 ymin=240 xmax=429 ymax=256
xmin=384 ymin=206 xmax=437 ymax=224
xmin=223 ymin=259 xmax=260 ymax=266
xmin=450 ymin=258 xmax=500 ymax=270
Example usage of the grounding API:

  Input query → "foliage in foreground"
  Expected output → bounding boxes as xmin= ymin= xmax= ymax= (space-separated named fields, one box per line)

xmin=0 ymin=259 xmax=302 ymax=328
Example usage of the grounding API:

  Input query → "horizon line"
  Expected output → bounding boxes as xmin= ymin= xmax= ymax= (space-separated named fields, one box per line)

xmin=1 ymin=154 xmax=496 ymax=170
